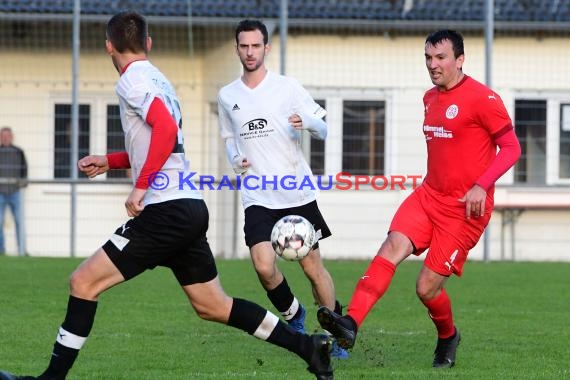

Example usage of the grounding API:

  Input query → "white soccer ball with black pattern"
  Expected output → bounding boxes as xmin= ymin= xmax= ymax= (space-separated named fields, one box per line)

xmin=270 ymin=215 xmax=317 ymax=261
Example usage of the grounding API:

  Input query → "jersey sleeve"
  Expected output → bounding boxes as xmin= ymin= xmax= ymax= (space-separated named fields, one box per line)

xmin=289 ymin=77 xmax=326 ymax=120
xmin=476 ymin=91 xmax=512 ymax=136
xmin=475 ymin=127 xmax=521 ymax=190
xmin=130 ymin=83 xmax=156 ymax=120
xmin=288 ymin=77 xmax=327 ymax=139
xmin=217 ymin=92 xmax=235 ymax=141
xmin=217 ymin=91 xmax=248 ymax=172
xmin=135 ymin=97 xmax=179 ymax=189
xmin=116 ymin=70 xmax=160 ymax=121
xmin=106 ymin=151 xmax=131 ymax=169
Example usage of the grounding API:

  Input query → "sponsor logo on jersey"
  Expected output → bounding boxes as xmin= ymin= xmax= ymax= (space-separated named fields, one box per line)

xmin=239 ymin=118 xmax=275 ymax=140
xmin=423 ymin=125 xmax=453 ymax=139
xmin=241 ymin=118 xmax=267 ymax=130
xmin=232 ymin=104 xmax=240 ymax=111
xmin=445 ymin=104 xmax=459 ymax=119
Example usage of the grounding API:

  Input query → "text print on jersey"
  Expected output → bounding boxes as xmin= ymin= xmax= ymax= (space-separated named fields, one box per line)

xmin=240 ymin=118 xmax=275 ymax=140
xmin=147 ymin=172 xmax=423 ymax=191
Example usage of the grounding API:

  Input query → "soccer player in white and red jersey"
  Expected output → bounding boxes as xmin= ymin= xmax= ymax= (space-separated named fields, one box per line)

xmin=318 ymin=29 xmax=521 ymax=368
xmin=0 ymin=11 xmax=334 ymax=380
xmin=217 ymin=19 xmax=347 ymax=359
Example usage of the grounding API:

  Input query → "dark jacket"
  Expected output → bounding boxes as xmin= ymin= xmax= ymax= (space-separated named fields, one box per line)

xmin=0 ymin=145 xmax=28 ymax=194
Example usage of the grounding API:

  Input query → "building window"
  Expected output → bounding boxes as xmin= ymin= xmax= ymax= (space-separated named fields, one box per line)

xmin=310 ymin=99 xmax=326 ymax=175
xmin=342 ymin=100 xmax=385 ymax=175
xmin=560 ymin=104 xmax=570 ymax=179
xmin=514 ymin=99 xmax=546 ymax=184
xmin=106 ymin=104 xmax=129 ymax=179
xmin=54 ymin=104 xmax=90 ymax=178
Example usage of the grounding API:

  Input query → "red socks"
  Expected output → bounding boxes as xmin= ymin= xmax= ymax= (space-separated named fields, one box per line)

xmin=345 ymin=255 xmax=455 ymax=339
xmin=421 ymin=288 xmax=455 ymax=339
xmin=347 ymin=256 xmax=396 ymax=327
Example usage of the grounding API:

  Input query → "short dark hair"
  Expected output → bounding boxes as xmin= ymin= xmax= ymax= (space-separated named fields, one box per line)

xmin=425 ymin=29 xmax=464 ymax=58
xmin=106 ymin=11 xmax=148 ymax=54
xmin=235 ymin=19 xmax=268 ymax=45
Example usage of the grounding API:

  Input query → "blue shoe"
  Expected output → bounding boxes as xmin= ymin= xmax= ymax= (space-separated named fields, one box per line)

xmin=331 ymin=340 xmax=349 ymax=359
xmin=288 ymin=304 xmax=307 ymax=334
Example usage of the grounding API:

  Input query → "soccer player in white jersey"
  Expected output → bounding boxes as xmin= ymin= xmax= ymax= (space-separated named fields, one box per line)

xmin=217 ymin=19 xmax=347 ymax=359
xmin=0 ymin=11 xmax=334 ymax=380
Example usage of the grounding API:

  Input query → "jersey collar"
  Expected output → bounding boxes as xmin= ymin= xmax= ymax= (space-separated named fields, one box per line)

xmin=121 ymin=59 xmax=148 ymax=75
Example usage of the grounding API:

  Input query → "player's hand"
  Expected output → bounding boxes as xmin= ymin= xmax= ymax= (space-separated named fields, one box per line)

xmin=125 ymin=188 xmax=146 ymax=217
xmin=288 ymin=114 xmax=304 ymax=130
xmin=78 ymin=155 xmax=109 ymax=178
xmin=232 ymin=155 xmax=250 ymax=174
xmin=458 ymin=184 xmax=487 ymax=219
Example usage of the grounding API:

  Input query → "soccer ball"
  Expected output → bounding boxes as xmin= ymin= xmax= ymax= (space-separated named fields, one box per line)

xmin=270 ymin=215 xmax=317 ymax=261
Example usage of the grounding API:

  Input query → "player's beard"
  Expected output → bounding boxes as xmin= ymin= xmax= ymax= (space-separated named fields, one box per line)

xmin=241 ymin=56 xmax=264 ymax=73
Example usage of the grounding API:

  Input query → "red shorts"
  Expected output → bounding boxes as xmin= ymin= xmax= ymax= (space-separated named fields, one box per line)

xmin=390 ymin=183 xmax=492 ymax=277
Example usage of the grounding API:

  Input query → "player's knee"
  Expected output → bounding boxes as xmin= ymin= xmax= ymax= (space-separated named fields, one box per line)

xmin=193 ymin=301 xmax=229 ymax=323
xmin=415 ymin=283 xmax=439 ymax=302
xmin=254 ymin=262 xmax=278 ymax=282
xmin=378 ymin=232 xmax=412 ymax=262
xmin=194 ymin=307 xmax=215 ymax=321
xmin=69 ymin=271 xmax=95 ymax=299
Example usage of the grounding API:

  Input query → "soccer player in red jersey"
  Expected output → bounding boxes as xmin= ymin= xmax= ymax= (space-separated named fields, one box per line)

xmin=317 ymin=29 xmax=521 ymax=368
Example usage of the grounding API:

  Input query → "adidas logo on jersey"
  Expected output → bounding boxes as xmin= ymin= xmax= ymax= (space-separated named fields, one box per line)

xmin=232 ymin=104 xmax=240 ymax=111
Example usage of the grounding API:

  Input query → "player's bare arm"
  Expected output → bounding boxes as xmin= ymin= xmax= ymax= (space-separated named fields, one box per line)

xmin=78 ymin=155 xmax=110 ymax=178
xmin=458 ymin=184 xmax=486 ymax=219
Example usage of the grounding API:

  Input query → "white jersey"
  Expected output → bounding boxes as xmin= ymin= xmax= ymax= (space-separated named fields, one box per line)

xmin=218 ymin=71 xmax=326 ymax=209
xmin=116 ymin=60 xmax=202 ymax=205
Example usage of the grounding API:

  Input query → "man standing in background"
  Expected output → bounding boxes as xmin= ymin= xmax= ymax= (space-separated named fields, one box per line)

xmin=0 ymin=126 xmax=27 ymax=256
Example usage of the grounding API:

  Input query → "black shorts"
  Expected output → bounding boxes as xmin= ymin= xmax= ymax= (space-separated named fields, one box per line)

xmin=243 ymin=200 xmax=332 ymax=248
xmin=103 ymin=198 xmax=217 ymax=286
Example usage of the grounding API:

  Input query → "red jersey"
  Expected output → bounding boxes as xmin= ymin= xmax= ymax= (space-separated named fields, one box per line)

xmin=422 ymin=75 xmax=512 ymax=203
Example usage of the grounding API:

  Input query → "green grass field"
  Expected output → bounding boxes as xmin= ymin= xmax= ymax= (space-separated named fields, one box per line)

xmin=1 ymin=256 xmax=569 ymax=379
